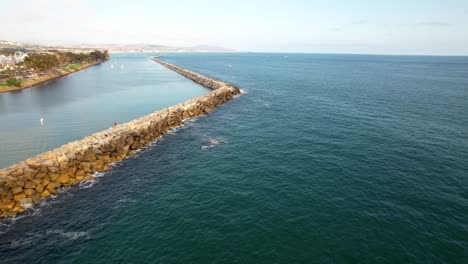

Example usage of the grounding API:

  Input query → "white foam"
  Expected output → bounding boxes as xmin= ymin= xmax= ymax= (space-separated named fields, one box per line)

xmin=79 ymin=179 xmax=96 ymax=189
xmin=57 ymin=186 xmax=72 ymax=193
xmin=10 ymin=234 xmax=42 ymax=248
xmin=20 ymin=203 xmax=34 ymax=210
xmin=92 ymin=171 xmax=106 ymax=178
xmin=47 ymin=229 xmax=90 ymax=240
xmin=113 ymin=198 xmax=137 ymax=209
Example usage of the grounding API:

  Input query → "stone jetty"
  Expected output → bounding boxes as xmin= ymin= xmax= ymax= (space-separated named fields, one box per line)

xmin=0 ymin=57 xmax=241 ymax=218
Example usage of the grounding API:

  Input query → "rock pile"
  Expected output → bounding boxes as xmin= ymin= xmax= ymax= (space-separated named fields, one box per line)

xmin=0 ymin=58 xmax=241 ymax=218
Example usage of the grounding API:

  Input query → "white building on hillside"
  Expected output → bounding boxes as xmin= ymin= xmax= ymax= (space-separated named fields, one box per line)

xmin=0 ymin=52 xmax=28 ymax=71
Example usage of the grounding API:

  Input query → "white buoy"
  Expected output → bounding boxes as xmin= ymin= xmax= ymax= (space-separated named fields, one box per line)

xmin=40 ymin=118 xmax=44 ymax=126
xmin=111 ymin=64 xmax=114 ymax=69
xmin=121 ymin=64 xmax=124 ymax=69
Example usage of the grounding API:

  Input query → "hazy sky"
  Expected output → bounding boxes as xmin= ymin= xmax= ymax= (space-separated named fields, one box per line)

xmin=1 ymin=0 xmax=468 ymax=55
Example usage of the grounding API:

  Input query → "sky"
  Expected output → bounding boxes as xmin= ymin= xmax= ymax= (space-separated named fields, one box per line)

xmin=1 ymin=0 xmax=468 ymax=55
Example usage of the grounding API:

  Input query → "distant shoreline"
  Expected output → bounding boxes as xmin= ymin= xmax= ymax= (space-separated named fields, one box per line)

xmin=0 ymin=61 xmax=104 ymax=93
xmin=107 ymin=50 xmax=236 ymax=54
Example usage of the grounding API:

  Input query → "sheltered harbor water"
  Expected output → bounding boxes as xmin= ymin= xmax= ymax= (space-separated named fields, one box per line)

xmin=0 ymin=53 xmax=209 ymax=168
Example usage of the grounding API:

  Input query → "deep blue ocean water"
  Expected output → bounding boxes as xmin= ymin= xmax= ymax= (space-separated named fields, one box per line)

xmin=0 ymin=53 xmax=467 ymax=263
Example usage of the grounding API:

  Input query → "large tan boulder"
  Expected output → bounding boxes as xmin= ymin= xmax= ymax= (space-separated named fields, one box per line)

xmin=65 ymin=152 xmax=76 ymax=160
xmin=18 ymin=197 xmax=33 ymax=206
xmin=75 ymin=175 xmax=85 ymax=181
xmin=57 ymin=174 xmax=70 ymax=184
xmin=68 ymin=167 xmax=77 ymax=177
xmin=16 ymin=179 xmax=25 ymax=187
xmin=41 ymin=158 xmax=55 ymax=167
xmin=47 ymin=166 xmax=60 ymax=173
xmin=75 ymin=169 xmax=85 ymax=177
xmin=57 ymin=156 xmax=69 ymax=169
xmin=11 ymin=186 xmax=23 ymax=195
xmin=24 ymin=181 xmax=35 ymax=189
xmin=12 ymin=204 xmax=23 ymax=212
xmin=65 ymin=177 xmax=76 ymax=186
xmin=24 ymin=189 xmax=35 ymax=196
xmin=25 ymin=158 xmax=41 ymax=168
xmin=41 ymin=190 xmax=51 ymax=198
xmin=46 ymin=182 xmax=57 ymax=191
xmin=36 ymin=172 xmax=47 ymax=179
xmin=49 ymin=173 xmax=59 ymax=181
xmin=23 ymin=168 xmax=38 ymax=180
xmin=9 ymin=166 xmax=24 ymax=177
xmin=13 ymin=193 xmax=26 ymax=201
xmin=0 ymin=201 xmax=15 ymax=210
xmin=35 ymin=185 xmax=44 ymax=194
xmin=41 ymin=178 xmax=51 ymax=186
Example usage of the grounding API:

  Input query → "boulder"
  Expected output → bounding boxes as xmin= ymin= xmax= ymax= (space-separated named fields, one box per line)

xmin=11 ymin=187 xmax=23 ymax=195
xmin=24 ymin=181 xmax=35 ymax=189
xmin=57 ymin=174 xmax=70 ymax=184
xmin=41 ymin=190 xmax=51 ymax=198
xmin=48 ymin=166 xmax=60 ymax=173
xmin=35 ymin=185 xmax=44 ymax=194
xmin=24 ymin=189 xmax=35 ymax=196
xmin=25 ymin=158 xmax=41 ymax=168
xmin=13 ymin=193 xmax=26 ymax=201
xmin=0 ymin=201 xmax=15 ymax=210
xmin=49 ymin=173 xmax=59 ymax=181
xmin=18 ymin=197 xmax=33 ymax=207
xmin=46 ymin=182 xmax=57 ymax=191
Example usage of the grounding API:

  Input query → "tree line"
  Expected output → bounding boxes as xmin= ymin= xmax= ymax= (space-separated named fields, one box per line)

xmin=19 ymin=50 xmax=110 ymax=72
xmin=1 ymin=50 xmax=110 ymax=87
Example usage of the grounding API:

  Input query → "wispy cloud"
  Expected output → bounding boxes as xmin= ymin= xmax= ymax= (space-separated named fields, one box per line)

xmin=329 ymin=27 xmax=341 ymax=32
xmin=417 ymin=21 xmax=452 ymax=27
xmin=1 ymin=0 xmax=91 ymax=24
xmin=352 ymin=20 xmax=368 ymax=25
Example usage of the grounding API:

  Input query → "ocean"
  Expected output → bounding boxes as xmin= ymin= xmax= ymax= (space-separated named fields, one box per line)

xmin=0 ymin=53 xmax=467 ymax=263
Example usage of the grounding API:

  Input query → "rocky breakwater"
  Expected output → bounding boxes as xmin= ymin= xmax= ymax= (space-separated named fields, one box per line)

xmin=0 ymin=57 xmax=241 ymax=218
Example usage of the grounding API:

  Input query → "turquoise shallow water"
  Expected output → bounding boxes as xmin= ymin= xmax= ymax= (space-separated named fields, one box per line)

xmin=0 ymin=53 xmax=209 ymax=168
xmin=0 ymin=53 xmax=467 ymax=263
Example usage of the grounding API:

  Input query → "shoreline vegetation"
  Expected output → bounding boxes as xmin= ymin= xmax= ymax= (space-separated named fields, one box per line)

xmin=0 ymin=50 xmax=110 ymax=93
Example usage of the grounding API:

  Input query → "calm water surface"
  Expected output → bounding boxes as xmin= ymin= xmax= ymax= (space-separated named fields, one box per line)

xmin=0 ymin=53 xmax=467 ymax=263
xmin=0 ymin=53 xmax=209 ymax=168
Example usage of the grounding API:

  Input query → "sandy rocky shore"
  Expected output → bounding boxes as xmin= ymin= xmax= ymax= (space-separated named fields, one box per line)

xmin=0 ymin=61 xmax=103 ymax=93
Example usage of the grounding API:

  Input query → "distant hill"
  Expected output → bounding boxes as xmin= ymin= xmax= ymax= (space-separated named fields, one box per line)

xmin=78 ymin=43 xmax=235 ymax=53
xmin=189 ymin=45 xmax=235 ymax=52
xmin=0 ymin=40 xmax=235 ymax=53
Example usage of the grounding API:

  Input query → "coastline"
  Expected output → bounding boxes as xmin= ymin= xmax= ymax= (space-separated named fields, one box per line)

xmin=0 ymin=57 xmax=241 ymax=218
xmin=0 ymin=61 xmax=104 ymax=93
